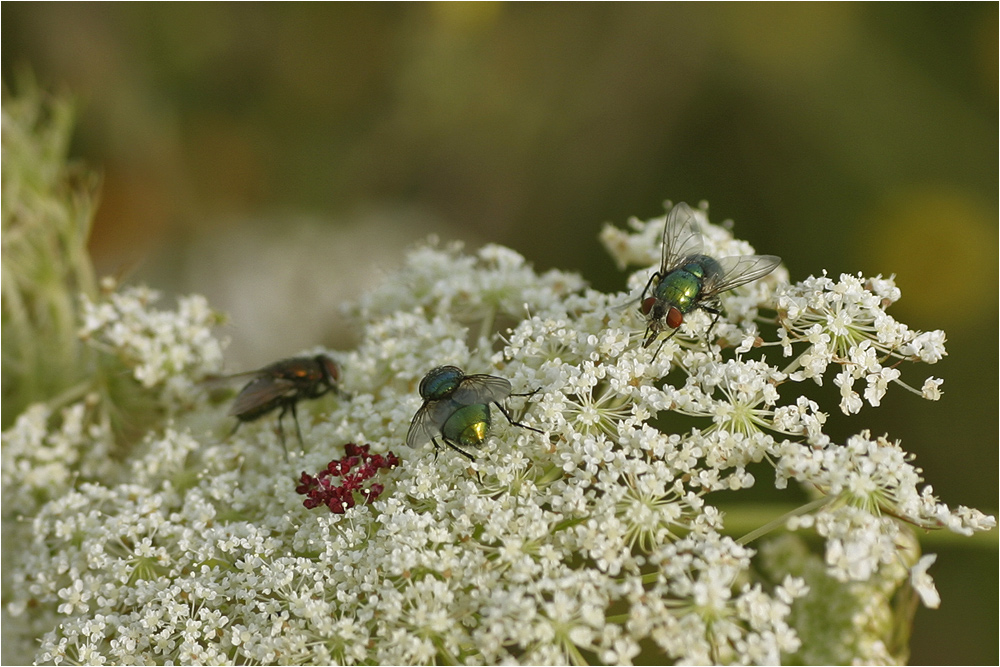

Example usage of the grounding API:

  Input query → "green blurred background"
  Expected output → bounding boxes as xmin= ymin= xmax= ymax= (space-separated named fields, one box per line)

xmin=3 ymin=3 xmax=996 ymax=664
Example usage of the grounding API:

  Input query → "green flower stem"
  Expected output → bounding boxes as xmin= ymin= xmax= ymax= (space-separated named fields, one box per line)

xmin=715 ymin=501 xmax=999 ymax=549
xmin=728 ymin=497 xmax=832 ymax=546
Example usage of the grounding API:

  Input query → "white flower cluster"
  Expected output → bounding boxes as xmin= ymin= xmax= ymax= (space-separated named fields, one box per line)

xmin=3 ymin=210 xmax=993 ymax=665
xmin=2 ymin=285 xmax=225 ymax=526
xmin=1 ymin=402 xmax=113 ymax=522
xmin=777 ymin=431 xmax=994 ymax=585
xmin=773 ymin=273 xmax=947 ymax=415
xmin=79 ymin=284 xmax=226 ymax=406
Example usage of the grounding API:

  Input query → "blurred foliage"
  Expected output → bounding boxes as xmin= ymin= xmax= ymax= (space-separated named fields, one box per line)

xmin=2 ymin=4 xmax=995 ymax=664
xmin=1 ymin=78 xmax=99 ymax=423
xmin=0 ymin=82 xmax=180 ymax=450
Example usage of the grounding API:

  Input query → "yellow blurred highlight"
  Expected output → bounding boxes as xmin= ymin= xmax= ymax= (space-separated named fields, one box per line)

xmin=430 ymin=2 xmax=502 ymax=32
xmin=864 ymin=189 xmax=996 ymax=328
xmin=719 ymin=3 xmax=859 ymax=74
xmin=973 ymin=9 xmax=999 ymax=98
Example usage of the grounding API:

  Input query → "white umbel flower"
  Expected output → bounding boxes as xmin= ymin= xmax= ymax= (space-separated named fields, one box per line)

xmin=4 ymin=204 xmax=991 ymax=666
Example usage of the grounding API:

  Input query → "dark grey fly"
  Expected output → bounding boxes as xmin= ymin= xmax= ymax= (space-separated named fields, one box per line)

xmin=219 ymin=354 xmax=343 ymax=457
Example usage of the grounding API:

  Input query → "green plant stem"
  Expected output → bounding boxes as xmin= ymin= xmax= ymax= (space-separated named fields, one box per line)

xmin=715 ymin=502 xmax=998 ymax=549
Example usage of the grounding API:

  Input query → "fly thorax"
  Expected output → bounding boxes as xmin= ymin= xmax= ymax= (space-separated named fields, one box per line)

xmin=656 ymin=266 xmax=703 ymax=314
xmin=419 ymin=365 xmax=464 ymax=400
xmin=442 ymin=403 xmax=492 ymax=448
xmin=690 ymin=255 xmax=726 ymax=283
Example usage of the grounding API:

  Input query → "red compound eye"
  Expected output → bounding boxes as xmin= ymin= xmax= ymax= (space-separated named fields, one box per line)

xmin=666 ymin=307 xmax=684 ymax=330
xmin=640 ymin=297 xmax=656 ymax=315
xmin=321 ymin=356 xmax=340 ymax=382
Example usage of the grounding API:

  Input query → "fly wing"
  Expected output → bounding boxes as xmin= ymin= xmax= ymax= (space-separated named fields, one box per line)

xmin=452 ymin=374 xmax=512 ymax=405
xmin=659 ymin=202 xmax=705 ymax=274
xmin=702 ymin=254 xmax=782 ymax=296
xmin=201 ymin=368 xmax=269 ymax=388
xmin=405 ymin=399 xmax=454 ymax=448
xmin=263 ymin=357 xmax=322 ymax=383
xmin=228 ymin=376 xmax=298 ymax=416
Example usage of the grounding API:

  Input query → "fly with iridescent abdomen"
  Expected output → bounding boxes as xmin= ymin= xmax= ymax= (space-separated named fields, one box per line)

xmin=406 ymin=365 xmax=542 ymax=462
xmin=639 ymin=202 xmax=781 ymax=358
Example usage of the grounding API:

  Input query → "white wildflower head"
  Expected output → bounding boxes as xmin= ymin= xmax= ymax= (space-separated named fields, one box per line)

xmin=79 ymin=285 xmax=226 ymax=405
xmin=3 ymin=202 xmax=992 ymax=666
xmin=775 ymin=273 xmax=947 ymax=413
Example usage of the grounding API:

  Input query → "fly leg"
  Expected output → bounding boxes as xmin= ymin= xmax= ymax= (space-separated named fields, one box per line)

xmin=437 ymin=436 xmax=482 ymax=481
xmin=273 ymin=405 xmax=290 ymax=461
xmin=509 ymin=388 xmax=540 ymax=399
xmin=650 ymin=327 xmax=680 ymax=362
xmin=431 ymin=436 xmax=476 ymax=462
xmin=639 ymin=271 xmax=664 ymax=352
xmin=445 ymin=440 xmax=476 ymax=462
xmin=288 ymin=400 xmax=305 ymax=448
xmin=493 ymin=400 xmax=544 ymax=435
xmin=700 ymin=301 xmax=724 ymax=346
xmin=502 ymin=388 xmax=544 ymax=433
xmin=639 ymin=271 xmax=661 ymax=305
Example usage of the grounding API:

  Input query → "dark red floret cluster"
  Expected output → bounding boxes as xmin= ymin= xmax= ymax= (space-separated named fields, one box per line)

xmin=296 ymin=443 xmax=399 ymax=514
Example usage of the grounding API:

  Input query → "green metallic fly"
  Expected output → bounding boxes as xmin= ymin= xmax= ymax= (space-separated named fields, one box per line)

xmin=639 ymin=202 xmax=781 ymax=357
xmin=406 ymin=365 xmax=542 ymax=461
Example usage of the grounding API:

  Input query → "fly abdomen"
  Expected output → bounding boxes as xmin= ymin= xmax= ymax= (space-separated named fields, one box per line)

xmin=442 ymin=402 xmax=492 ymax=449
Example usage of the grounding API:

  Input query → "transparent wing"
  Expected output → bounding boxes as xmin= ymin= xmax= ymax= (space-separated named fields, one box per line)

xmin=452 ymin=374 xmax=512 ymax=405
xmin=405 ymin=399 xmax=454 ymax=448
xmin=201 ymin=368 xmax=270 ymax=389
xmin=228 ymin=376 xmax=297 ymax=416
xmin=261 ymin=357 xmax=323 ymax=383
xmin=702 ymin=254 xmax=782 ymax=297
xmin=659 ymin=202 xmax=705 ymax=274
